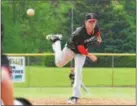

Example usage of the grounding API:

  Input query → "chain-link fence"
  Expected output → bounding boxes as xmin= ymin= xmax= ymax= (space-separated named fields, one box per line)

xmin=6 ymin=53 xmax=136 ymax=87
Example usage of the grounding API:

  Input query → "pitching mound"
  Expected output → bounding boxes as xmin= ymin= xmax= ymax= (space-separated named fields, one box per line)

xmin=29 ymin=98 xmax=135 ymax=105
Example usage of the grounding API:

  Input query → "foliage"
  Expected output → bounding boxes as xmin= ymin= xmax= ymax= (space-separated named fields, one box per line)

xmin=2 ymin=0 xmax=72 ymax=53
xmin=2 ymin=0 xmax=136 ymax=53
xmin=2 ymin=0 xmax=136 ymax=67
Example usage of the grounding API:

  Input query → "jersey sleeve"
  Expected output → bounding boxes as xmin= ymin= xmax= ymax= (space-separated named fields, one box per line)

xmin=77 ymin=45 xmax=88 ymax=55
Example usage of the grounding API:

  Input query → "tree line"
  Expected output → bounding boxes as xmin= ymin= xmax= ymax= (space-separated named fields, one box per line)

xmin=2 ymin=0 xmax=135 ymax=53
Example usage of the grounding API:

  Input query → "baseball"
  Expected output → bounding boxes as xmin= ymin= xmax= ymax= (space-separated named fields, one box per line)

xmin=27 ymin=8 xmax=35 ymax=16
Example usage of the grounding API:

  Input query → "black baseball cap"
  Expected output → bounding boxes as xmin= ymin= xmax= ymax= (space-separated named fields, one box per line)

xmin=85 ymin=13 xmax=97 ymax=21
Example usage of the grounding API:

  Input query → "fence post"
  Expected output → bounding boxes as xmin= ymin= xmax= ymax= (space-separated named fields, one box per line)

xmin=112 ymin=56 xmax=114 ymax=87
xmin=27 ymin=56 xmax=30 ymax=87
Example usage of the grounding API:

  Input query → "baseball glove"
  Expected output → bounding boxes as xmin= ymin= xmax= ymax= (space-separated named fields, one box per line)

xmin=69 ymin=71 xmax=75 ymax=86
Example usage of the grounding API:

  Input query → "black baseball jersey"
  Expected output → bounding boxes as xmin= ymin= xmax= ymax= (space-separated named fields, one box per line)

xmin=67 ymin=25 xmax=100 ymax=54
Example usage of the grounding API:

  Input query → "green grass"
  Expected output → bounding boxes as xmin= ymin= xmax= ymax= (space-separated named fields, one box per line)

xmin=13 ymin=67 xmax=136 ymax=87
xmin=14 ymin=87 xmax=135 ymax=100
xmin=14 ymin=67 xmax=135 ymax=100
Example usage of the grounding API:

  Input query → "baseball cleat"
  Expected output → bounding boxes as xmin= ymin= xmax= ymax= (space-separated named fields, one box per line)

xmin=67 ymin=96 xmax=78 ymax=104
xmin=46 ymin=34 xmax=62 ymax=43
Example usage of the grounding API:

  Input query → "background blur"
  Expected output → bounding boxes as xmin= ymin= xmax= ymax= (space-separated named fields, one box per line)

xmin=2 ymin=0 xmax=136 ymax=53
xmin=1 ymin=0 xmax=136 ymax=88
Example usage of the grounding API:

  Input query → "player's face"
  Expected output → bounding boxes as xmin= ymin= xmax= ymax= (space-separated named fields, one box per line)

xmin=85 ymin=19 xmax=97 ymax=30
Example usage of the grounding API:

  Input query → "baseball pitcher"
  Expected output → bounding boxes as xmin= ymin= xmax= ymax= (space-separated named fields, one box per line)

xmin=46 ymin=13 xmax=102 ymax=104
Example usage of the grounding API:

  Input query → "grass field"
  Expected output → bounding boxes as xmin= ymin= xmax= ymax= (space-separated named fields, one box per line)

xmin=14 ymin=67 xmax=136 ymax=87
xmin=14 ymin=87 xmax=135 ymax=99
xmin=13 ymin=67 xmax=135 ymax=105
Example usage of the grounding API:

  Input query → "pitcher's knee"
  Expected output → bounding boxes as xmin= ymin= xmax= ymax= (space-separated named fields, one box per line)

xmin=55 ymin=61 xmax=63 ymax=67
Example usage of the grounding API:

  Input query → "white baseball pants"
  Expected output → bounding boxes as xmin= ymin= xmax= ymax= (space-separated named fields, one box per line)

xmin=52 ymin=41 xmax=86 ymax=98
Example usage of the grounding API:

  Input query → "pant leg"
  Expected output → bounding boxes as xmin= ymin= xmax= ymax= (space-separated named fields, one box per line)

xmin=52 ymin=41 xmax=75 ymax=67
xmin=72 ymin=54 xmax=86 ymax=98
